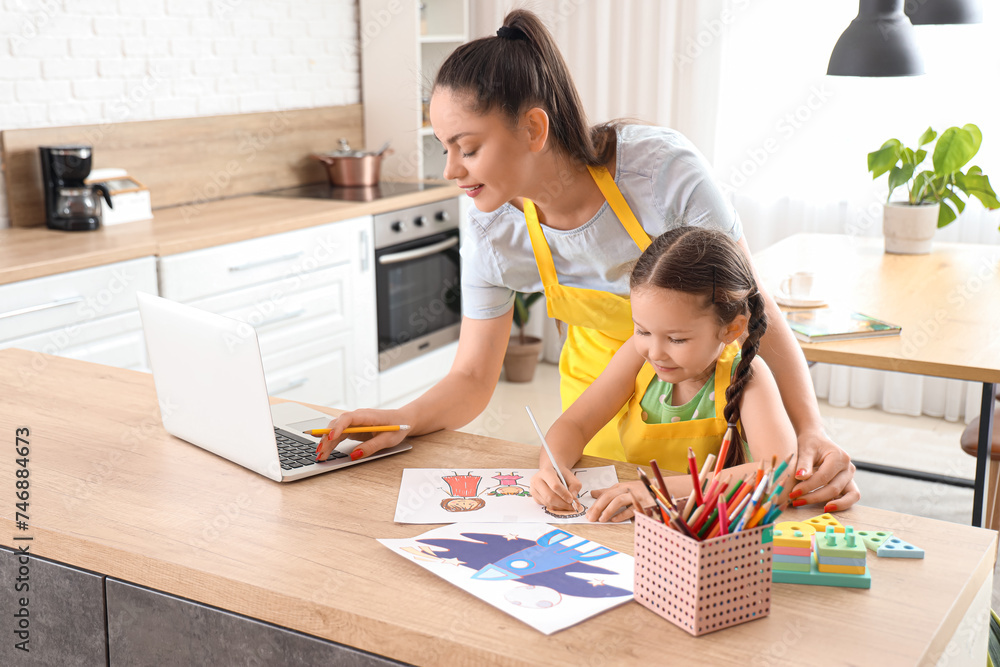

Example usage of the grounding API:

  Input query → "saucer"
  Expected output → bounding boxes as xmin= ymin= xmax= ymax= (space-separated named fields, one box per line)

xmin=774 ymin=290 xmax=827 ymax=308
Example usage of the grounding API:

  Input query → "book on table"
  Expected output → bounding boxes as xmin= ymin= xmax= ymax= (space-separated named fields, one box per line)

xmin=785 ymin=308 xmax=901 ymax=343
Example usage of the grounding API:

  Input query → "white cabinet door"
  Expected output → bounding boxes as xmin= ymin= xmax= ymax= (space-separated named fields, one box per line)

xmin=0 ymin=257 xmax=157 ymax=341
xmin=156 ymin=217 xmax=379 ymax=409
xmin=157 ymin=217 xmax=368 ymax=303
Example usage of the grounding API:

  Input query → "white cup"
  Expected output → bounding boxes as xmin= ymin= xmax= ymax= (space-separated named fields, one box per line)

xmin=780 ymin=271 xmax=815 ymax=300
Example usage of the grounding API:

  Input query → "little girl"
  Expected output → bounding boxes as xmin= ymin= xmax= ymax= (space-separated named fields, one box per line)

xmin=530 ymin=226 xmax=797 ymax=522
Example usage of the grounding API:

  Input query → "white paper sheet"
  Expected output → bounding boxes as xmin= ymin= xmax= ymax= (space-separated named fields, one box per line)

xmin=393 ymin=466 xmax=619 ymax=524
xmin=378 ymin=523 xmax=634 ymax=635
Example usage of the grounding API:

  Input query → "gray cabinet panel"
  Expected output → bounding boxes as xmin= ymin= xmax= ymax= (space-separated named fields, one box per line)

xmin=0 ymin=546 xmax=107 ymax=666
xmin=106 ymin=578 xmax=410 ymax=667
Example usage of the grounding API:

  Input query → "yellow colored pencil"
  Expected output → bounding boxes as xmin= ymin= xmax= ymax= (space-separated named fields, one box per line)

xmin=305 ymin=425 xmax=410 ymax=436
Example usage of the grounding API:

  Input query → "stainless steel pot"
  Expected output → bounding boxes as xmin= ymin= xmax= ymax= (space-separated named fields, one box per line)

xmin=313 ymin=139 xmax=391 ymax=187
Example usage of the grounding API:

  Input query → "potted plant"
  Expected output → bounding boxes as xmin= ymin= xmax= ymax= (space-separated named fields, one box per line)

xmin=503 ymin=292 xmax=544 ymax=382
xmin=867 ymin=124 xmax=999 ymax=254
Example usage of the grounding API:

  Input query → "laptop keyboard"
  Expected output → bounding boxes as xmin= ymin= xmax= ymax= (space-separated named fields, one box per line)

xmin=275 ymin=427 xmax=347 ymax=470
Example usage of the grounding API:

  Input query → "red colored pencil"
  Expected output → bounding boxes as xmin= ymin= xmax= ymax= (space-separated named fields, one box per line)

xmin=718 ymin=497 xmax=729 ymax=535
xmin=687 ymin=448 xmax=704 ymax=506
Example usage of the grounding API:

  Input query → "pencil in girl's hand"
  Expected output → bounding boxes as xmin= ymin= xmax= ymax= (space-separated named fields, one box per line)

xmin=305 ymin=425 xmax=410 ymax=436
xmin=526 ymin=406 xmax=583 ymax=513
xmin=687 ymin=448 xmax=704 ymax=506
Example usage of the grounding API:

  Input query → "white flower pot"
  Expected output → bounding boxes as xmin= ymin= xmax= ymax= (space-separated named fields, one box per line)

xmin=882 ymin=202 xmax=940 ymax=254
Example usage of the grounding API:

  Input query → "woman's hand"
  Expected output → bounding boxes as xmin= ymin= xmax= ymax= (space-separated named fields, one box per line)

xmin=529 ymin=467 xmax=583 ymax=511
xmin=315 ymin=408 xmax=408 ymax=462
xmin=788 ymin=430 xmax=861 ymax=512
xmin=587 ymin=482 xmax=654 ymax=523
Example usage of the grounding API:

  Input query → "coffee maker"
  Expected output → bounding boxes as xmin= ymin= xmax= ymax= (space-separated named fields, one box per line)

xmin=39 ymin=145 xmax=113 ymax=231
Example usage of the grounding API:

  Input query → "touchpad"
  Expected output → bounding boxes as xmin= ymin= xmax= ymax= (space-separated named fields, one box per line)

xmin=287 ymin=417 xmax=331 ymax=433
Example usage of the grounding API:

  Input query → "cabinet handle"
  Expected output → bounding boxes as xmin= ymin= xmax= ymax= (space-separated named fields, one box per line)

xmin=360 ymin=230 xmax=369 ymax=272
xmin=0 ymin=296 xmax=84 ymax=320
xmin=378 ymin=236 xmax=458 ymax=265
xmin=268 ymin=377 xmax=307 ymax=395
xmin=228 ymin=251 xmax=305 ymax=272
xmin=255 ymin=308 xmax=307 ymax=329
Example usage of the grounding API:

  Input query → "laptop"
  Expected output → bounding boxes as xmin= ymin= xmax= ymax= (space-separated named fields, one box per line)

xmin=136 ymin=292 xmax=411 ymax=482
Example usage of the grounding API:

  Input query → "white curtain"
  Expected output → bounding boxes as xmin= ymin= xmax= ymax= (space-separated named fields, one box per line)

xmin=471 ymin=1 xmax=1000 ymax=422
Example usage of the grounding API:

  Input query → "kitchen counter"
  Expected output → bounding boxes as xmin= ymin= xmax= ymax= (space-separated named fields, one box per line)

xmin=0 ymin=183 xmax=461 ymax=286
xmin=0 ymin=348 xmax=995 ymax=666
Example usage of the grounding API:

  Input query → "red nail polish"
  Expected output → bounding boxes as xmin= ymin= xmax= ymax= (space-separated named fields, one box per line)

xmin=825 ymin=504 xmax=837 ymax=512
xmin=788 ymin=489 xmax=801 ymax=500
xmin=795 ymin=469 xmax=808 ymax=478
xmin=792 ymin=499 xmax=806 ymax=507
xmin=350 ymin=449 xmax=364 ymax=461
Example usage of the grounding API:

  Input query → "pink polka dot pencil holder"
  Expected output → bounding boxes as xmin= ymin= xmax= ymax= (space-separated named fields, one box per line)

xmin=633 ymin=512 xmax=773 ymax=636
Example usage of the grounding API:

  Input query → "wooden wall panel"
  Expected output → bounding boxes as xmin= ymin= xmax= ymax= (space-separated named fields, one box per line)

xmin=1 ymin=105 xmax=363 ymax=228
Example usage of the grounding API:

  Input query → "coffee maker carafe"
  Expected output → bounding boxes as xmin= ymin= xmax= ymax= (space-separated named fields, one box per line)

xmin=39 ymin=145 xmax=113 ymax=231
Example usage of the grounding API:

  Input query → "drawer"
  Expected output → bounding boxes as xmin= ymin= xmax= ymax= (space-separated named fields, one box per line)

xmin=188 ymin=265 xmax=349 ymax=336
xmin=158 ymin=216 xmax=371 ymax=302
xmin=265 ymin=330 xmax=352 ymax=408
xmin=1 ymin=311 xmax=147 ymax=371
xmin=0 ymin=257 xmax=157 ymax=342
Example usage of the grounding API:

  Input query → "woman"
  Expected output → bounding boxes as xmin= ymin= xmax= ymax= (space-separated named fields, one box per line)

xmin=317 ymin=9 xmax=859 ymax=511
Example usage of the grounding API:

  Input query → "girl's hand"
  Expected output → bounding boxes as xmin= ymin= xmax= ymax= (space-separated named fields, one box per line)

xmin=529 ymin=467 xmax=583 ymax=511
xmin=315 ymin=409 xmax=407 ymax=462
xmin=588 ymin=482 xmax=654 ymax=523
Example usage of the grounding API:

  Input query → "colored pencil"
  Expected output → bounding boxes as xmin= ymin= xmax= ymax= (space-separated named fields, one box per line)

xmin=629 ymin=490 xmax=652 ymax=519
xmin=698 ymin=453 xmax=716 ymax=486
xmin=306 ymin=425 xmax=410 ymax=436
xmin=687 ymin=448 xmax=704 ymax=506
xmin=714 ymin=424 xmax=736 ymax=475
xmin=718 ymin=497 xmax=729 ymax=535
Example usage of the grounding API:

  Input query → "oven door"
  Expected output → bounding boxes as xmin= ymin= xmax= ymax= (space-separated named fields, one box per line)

xmin=375 ymin=228 xmax=461 ymax=372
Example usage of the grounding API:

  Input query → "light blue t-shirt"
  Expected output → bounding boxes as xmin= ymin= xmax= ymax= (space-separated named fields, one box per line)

xmin=459 ymin=124 xmax=743 ymax=320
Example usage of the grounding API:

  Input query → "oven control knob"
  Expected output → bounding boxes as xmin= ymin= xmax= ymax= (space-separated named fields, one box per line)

xmin=436 ymin=210 xmax=450 ymax=223
xmin=414 ymin=215 xmax=427 ymax=227
xmin=391 ymin=221 xmax=405 ymax=232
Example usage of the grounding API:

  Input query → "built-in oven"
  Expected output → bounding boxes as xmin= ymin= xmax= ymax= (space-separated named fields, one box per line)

xmin=374 ymin=198 xmax=461 ymax=372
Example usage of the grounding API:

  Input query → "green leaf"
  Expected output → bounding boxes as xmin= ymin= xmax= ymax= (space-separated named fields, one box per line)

xmin=943 ymin=188 xmax=966 ymax=215
xmin=888 ymin=164 xmax=915 ymax=194
xmin=911 ymin=170 xmax=935 ymax=203
xmin=957 ymin=173 xmax=1000 ymax=209
xmin=963 ymin=123 xmax=983 ymax=156
xmin=868 ymin=143 xmax=901 ymax=179
xmin=901 ymin=147 xmax=916 ymax=165
xmin=937 ymin=200 xmax=957 ymax=228
xmin=914 ymin=149 xmax=927 ymax=166
xmin=917 ymin=127 xmax=936 ymax=147
xmin=933 ymin=127 xmax=976 ymax=176
xmin=968 ymin=165 xmax=983 ymax=176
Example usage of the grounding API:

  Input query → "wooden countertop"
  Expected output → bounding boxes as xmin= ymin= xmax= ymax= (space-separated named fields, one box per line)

xmin=0 ymin=183 xmax=462 ymax=286
xmin=0 ymin=348 xmax=995 ymax=666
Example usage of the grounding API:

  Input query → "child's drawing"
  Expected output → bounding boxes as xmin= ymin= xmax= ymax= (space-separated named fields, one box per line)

xmin=394 ymin=467 xmax=619 ymax=524
xmin=379 ymin=523 xmax=634 ymax=634
xmin=440 ymin=473 xmax=487 ymax=512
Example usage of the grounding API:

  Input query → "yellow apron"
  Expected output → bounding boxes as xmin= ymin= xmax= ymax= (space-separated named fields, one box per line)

xmin=523 ymin=165 xmax=651 ymax=461
xmin=617 ymin=343 xmax=740 ymax=472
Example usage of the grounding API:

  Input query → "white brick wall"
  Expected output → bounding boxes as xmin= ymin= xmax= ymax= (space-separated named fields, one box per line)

xmin=0 ymin=0 xmax=361 ymax=229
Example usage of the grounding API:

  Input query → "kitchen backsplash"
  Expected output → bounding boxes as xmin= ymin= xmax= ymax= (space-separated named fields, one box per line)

xmin=0 ymin=0 xmax=363 ymax=229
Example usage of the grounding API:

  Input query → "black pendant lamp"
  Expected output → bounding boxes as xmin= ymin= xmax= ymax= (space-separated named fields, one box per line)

xmin=905 ymin=0 xmax=982 ymax=24
xmin=828 ymin=0 xmax=925 ymax=76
